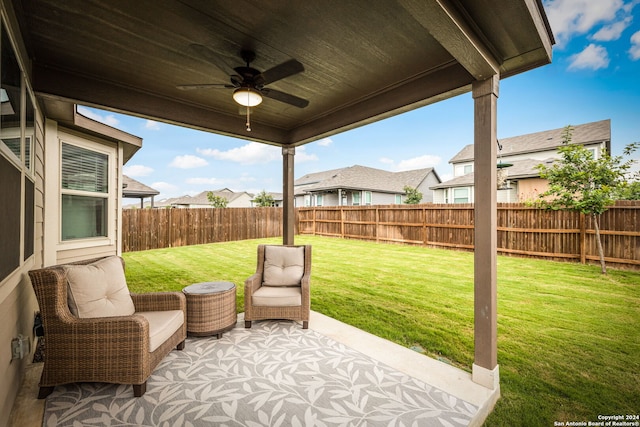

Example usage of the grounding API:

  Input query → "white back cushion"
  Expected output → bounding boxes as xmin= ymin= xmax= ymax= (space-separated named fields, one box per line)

xmin=65 ymin=256 xmax=135 ymax=318
xmin=263 ymin=246 xmax=305 ymax=286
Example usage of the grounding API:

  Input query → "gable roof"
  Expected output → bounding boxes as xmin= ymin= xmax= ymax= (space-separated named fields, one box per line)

xmin=450 ymin=119 xmax=611 ymax=163
xmin=295 ymin=165 xmax=437 ymax=194
xmin=170 ymin=189 xmax=252 ymax=206
xmin=122 ymin=175 xmax=159 ymax=198
xmin=431 ymin=157 xmax=556 ymax=189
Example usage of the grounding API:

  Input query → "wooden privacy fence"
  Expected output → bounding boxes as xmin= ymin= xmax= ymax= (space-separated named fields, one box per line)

xmin=122 ymin=207 xmax=283 ymax=252
xmin=297 ymin=201 xmax=640 ymax=269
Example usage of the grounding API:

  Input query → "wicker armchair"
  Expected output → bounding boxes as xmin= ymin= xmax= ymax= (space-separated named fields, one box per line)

xmin=28 ymin=256 xmax=186 ymax=398
xmin=244 ymin=245 xmax=311 ymax=329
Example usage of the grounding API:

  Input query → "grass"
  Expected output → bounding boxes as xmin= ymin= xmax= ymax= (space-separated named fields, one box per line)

xmin=122 ymin=235 xmax=640 ymax=426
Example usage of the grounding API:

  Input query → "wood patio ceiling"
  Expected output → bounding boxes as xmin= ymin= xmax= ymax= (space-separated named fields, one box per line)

xmin=12 ymin=0 xmax=553 ymax=146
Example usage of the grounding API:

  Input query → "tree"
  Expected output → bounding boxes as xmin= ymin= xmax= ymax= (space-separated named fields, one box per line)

xmin=253 ymin=190 xmax=275 ymax=207
xmin=206 ymin=191 xmax=228 ymax=208
xmin=403 ymin=185 xmax=423 ymax=204
xmin=534 ymin=125 xmax=639 ymax=274
xmin=617 ymin=180 xmax=640 ymax=200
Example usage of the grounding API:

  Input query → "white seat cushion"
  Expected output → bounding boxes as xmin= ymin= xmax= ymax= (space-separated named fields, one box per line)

xmin=252 ymin=286 xmax=302 ymax=307
xmin=263 ymin=246 xmax=305 ymax=286
xmin=65 ymin=256 xmax=135 ymax=318
xmin=137 ymin=310 xmax=184 ymax=352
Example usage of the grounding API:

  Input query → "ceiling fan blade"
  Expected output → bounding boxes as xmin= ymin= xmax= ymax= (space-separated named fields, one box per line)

xmin=177 ymin=83 xmax=234 ymax=90
xmin=256 ymin=59 xmax=304 ymax=85
xmin=188 ymin=43 xmax=237 ymax=75
xmin=261 ymin=88 xmax=309 ymax=108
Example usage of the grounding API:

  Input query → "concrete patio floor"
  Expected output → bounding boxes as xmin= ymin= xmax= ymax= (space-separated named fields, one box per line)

xmin=9 ymin=311 xmax=499 ymax=426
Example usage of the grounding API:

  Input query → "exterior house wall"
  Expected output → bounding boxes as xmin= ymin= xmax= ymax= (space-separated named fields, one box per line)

xmin=417 ymin=173 xmax=440 ymax=203
xmin=0 ymin=4 xmax=43 ymax=423
xmin=517 ymin=178 xmax=549 ymax=202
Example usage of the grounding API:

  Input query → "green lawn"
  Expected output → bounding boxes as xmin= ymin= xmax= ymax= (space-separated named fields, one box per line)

xmin=122 ymin=235 xmax=640 ymax=426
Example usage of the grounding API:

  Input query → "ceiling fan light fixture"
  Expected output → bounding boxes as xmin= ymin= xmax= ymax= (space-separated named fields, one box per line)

xmin=233 ymin=87 xmax=263 ymax=107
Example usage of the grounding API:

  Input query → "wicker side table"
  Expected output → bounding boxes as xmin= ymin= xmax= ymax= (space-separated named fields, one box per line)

xmin=182 ymin=282 xmax=237 ymax=338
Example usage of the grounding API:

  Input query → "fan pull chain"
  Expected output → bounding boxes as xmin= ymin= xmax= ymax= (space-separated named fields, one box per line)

xmin=246 ymin=91 xmax=252 ymax=131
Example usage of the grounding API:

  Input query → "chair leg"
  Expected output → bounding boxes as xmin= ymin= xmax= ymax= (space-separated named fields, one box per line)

xmin=245 ymin=320 xmax=251 ymax=328
xmin=177 ymin=340 xmax=185 ymax=350
xmin=303 ymin=321 xmax=309 ymax=329
xmin=38 ymin=386 xmax=54 ymax=399
xmin=133 ymin=382 xmax=147 ymax=397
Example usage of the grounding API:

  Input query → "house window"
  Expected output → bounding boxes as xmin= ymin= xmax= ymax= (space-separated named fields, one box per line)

xmin=364 ymin=191 xmax=372 ymax=205
xmin=304 ymin=194 xmax=311 ymax=207
xmin=395 ymin=194 xmax=402 ymax=204
xmin=453 ymin=187 xmax=469 ymax=203
xmin=60 ymin=142 xmax=110 ymax=240
xmin=455 ymin=164 xmax=473 ymax=176
xmin=352 ymin=192 xmax=361 ymax=206
xmin=315 ymin=194 xmax=323 ymax=206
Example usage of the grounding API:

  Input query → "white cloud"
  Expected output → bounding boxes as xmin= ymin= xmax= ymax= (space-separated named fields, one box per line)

xmin=185 ymin=177 xmax=224 ymax=185
xmin=197 ymin=142 xmax=280 ymax=165
xmin=144 ymin=120 xmax=161 ymax=130
xmin=316 ymin=137 xmax=333 ymax=147
xmin=568 ymin=43 xmax=610 ymax=70
xmin=123 ymin=164 xmax=153 ymax=177
xmin=544 ymin=0 xmax=624 ymax=46
xmin=295 ymin=146 xmax=319 ymax=163
xmin=629 ymin=30 xmax=640 ymax=59
xmin=77 ymin=106 xmax=120 ymax=127
xmin=169 ymin=154 xmax=208 ymax=169
xmin=396 ymin=155 xmax=441 ymax=171
xmin=379 ymin=157 xmax=394 ymax=165
xmin=591 ymin=16 xmax=632 ymax=41
xmin=197 ymin=142 xmax=318 ymax=164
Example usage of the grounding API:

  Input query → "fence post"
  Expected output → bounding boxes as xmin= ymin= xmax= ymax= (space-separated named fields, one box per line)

xmin=423 ymin=206 xmax=427 ymax=245
xmin=340 ymin=208 xmax=345 ymax=238
xmin=375 ymin=207 xmax=379 ymax=243
xmin=313 ymin=208 xmax=316 ymax=236
xmin=579 ymin=212 xmax=586 ymax=264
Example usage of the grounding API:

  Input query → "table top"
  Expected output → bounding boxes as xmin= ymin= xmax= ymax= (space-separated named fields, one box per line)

xmin=183 ymin=281 xmax=235 ymax=295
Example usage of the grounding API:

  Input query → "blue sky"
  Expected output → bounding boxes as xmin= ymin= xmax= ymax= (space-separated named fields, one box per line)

xmin=79 ymin=0 xmax=640 ymax=202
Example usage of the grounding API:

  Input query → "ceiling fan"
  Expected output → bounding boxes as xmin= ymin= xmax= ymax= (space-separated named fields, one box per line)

xmin=178 ymin=45 xmax=309 ymax=110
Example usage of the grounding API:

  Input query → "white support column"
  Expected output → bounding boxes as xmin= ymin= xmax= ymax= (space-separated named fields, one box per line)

xmin=282 ymin=146 xmax=295 ymax=245
xmin=472 ymin=75 xmax=500 ymax=390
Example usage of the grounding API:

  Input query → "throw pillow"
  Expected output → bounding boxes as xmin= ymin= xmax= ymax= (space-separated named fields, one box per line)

xmin=263 ymin=246 xmax=305 ymax=286
xmin=65 ymin=256 xmax=135 ymax=318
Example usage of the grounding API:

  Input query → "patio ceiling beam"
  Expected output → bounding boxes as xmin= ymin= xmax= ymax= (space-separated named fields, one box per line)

xmin=398 ymin=0 xmax=500 ymax=81
xmin=32 ymin=64 xmax=290 ymax=145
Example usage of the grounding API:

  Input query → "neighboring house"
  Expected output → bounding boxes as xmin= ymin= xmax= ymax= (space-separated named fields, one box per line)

xmin=294 ymin=165 xmax=441 ymax=207
xmin=251 ymin=192 xmax=283 ymax=207
xmin=163 ymin=188 xmax=254 ymax=208
xmin=123 ymin=175 xmax=159 ymax=208
xmin=431 ymin=119 xmax=611 ymax=203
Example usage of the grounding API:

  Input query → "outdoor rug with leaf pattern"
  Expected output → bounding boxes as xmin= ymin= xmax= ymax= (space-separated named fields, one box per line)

xmin=43 ymin=320 xmax=477 ymax=426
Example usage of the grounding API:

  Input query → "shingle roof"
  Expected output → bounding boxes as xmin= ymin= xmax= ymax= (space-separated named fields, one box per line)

xmin=430 ymin=157 xmax=556 ymax=189
xmin=295 ymin=165 xmax=436 ymax=194
xmin=170 ymin=189 xmax=251 ymax=206
xmin=122 ymin=175 xmax=159 ymax=197
xmin=450 ymin=119 xmax=611 ymax=163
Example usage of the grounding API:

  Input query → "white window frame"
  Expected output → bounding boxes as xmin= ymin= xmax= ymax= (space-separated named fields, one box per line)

xmin=395 ymin=194 xmax=402 ymax=204
xmin=352 ymin=191 xmax=361 ymax=206
xmin=364 ymin=191 xmax=372 ymax=205
xmin=315 ymin=194 xmax=323 ymax=206
xmin=453 ymin=187 xmax=470 ymax=203
xmin=58 ymin=133 xmax=116 ymax=248
xmin=304 ymin=194 xmax=311 ymax=207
